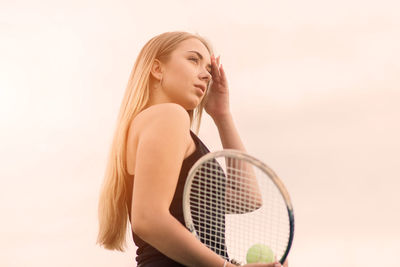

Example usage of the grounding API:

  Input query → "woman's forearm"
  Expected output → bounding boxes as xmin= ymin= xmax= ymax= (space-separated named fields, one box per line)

xmin=213 ymin=113 xmax=246 ymax=151
xmin=134 ymin=212 xmax=226 ymax=267
xmin=213 ymin=113 xmax=262 ymax=213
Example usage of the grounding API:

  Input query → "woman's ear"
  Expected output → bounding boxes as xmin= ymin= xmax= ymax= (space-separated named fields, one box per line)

xmin=150 ymin=59 xmax=163 ymax=81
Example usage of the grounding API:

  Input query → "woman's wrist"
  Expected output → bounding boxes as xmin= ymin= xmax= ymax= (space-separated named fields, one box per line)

xmin=212 ymin=112 xmax=233 ymax=128
xmin=226 ymin=262 xmax=241 ymax=267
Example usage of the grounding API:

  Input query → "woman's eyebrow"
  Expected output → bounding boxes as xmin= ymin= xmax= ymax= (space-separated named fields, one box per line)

xmin=187 ymin=50 xmax=212 ymax=70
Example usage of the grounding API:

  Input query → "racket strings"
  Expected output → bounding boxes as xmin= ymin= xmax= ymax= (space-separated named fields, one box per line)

xmin=190 ymin=160 xmax=229 ymax=258
xmin=188 ymin=156 xmax=291 ymax=263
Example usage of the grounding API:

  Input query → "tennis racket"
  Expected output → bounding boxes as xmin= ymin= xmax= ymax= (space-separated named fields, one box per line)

xmin=182 ymin=149 xmax=294 ymax=265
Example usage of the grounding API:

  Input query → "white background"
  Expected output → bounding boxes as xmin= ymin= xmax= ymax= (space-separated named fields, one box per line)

xmin=1 ymin=0 xmax=399 ymax=266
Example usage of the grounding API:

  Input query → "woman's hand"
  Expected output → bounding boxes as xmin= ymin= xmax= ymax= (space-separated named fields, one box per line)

xmin=204 ymin=55 xmax=230 ymax=121
xmin=241 ymin=258 xmax=288 ymax=267
xmin=230 ymin=257 xmax=288 ymax=267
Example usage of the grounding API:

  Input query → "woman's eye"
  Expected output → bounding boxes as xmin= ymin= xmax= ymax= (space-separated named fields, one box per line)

xmin=189 ymin=57 xmax=199 ymax=63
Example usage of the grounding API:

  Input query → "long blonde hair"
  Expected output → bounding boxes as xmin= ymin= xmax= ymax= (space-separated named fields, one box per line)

xmin=97 ymin=31 xmax=214 ymax=251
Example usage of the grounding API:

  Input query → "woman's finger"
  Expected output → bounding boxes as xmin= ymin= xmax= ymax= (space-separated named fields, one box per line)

xmin=219 ymin=64 xmax=228 ymax=87
xmin=210 ymin=55 xmax=220 ymax=82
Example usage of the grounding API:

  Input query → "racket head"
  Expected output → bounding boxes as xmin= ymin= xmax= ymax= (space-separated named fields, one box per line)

xmin=182 ymin=149 xmax=294 ymax=265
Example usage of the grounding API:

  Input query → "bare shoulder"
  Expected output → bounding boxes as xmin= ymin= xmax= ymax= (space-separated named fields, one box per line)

xmin=134 ymin=103 xmax=190 ymax=129
xmin=127 ymin=103 xmax=195 ymax=175
xmin=132 ymin=103 xmax=190 ymax=134
xmin=129 ymin=103 xmax=192 ymax=155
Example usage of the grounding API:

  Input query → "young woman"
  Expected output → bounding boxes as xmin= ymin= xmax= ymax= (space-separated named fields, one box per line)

xmin=97 ymin=31 xmax=288 ymax=267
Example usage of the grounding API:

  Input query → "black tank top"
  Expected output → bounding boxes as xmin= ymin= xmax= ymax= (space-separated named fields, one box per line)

xmin=128 ymin=130 xmax=228 ymax=266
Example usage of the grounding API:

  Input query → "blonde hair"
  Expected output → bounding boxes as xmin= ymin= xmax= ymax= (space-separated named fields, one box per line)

xmin=96 ymin=31 xmax=214 ymax=251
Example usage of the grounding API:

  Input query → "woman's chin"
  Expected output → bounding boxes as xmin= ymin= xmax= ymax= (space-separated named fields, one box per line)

xmin=182 ymin=97 xmax=202 ymax=110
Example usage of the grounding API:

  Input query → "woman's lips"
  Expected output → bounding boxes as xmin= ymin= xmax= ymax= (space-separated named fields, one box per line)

xmin=194 ymin=84 xmax=206 ymax=93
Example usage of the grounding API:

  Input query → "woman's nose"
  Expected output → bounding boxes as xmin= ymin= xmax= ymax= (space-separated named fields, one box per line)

xmin=200 ymin=71 xmax=212 ymax=83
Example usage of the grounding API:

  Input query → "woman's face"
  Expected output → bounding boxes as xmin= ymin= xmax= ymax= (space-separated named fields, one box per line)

xmin=159 ymin=38 xmax=212 ymax=110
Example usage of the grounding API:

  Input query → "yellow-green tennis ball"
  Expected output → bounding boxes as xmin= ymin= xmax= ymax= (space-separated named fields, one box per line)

xmin=246 ymin=244 xmax=274 ymax=263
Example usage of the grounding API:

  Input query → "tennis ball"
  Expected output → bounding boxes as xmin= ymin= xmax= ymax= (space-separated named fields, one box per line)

xmin=246 ymin=244 xmax=274 ymax=264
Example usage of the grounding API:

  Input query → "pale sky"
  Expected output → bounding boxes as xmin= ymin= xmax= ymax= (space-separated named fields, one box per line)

xmin=1 ymin=1 xmax=399 ymax=266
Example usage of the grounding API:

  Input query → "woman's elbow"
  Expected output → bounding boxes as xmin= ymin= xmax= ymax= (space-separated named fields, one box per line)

xmin=131 ymin=208 xmax=168 ymax=239
xmin=131 ymin=218 xmax=146 ymax=238
xmin=131 ymin=210 xmax=153 ymax=237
